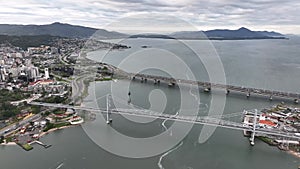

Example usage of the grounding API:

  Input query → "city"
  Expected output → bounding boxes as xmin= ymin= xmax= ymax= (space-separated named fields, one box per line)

xmin=1 ymin=1 xmax=300 ymax=169
xmin=0 ymin=38 xmax=129 ymax=151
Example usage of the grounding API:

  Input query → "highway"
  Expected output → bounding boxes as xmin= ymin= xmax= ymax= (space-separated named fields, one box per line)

xmin=0 ymin=113 xmax=42 ymax=137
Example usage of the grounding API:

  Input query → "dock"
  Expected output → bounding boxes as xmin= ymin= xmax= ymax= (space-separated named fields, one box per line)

xmin=31 ymin=140 xmax=52 ymax=148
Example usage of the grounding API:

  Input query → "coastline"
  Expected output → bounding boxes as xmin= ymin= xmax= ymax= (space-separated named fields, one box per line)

xmin=0 ymin=142 xmax=17 ymax=146
xmin=287 ymin=150 xmax=300 ymax=159
xmin=39 ymin=124 xmax=78 ymax=138
xmin=0 ymin=125 xmax=79 ymax=148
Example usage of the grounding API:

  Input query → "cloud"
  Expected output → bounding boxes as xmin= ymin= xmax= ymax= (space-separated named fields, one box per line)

xmin=0 ymin=0 xmax=300 ymax=34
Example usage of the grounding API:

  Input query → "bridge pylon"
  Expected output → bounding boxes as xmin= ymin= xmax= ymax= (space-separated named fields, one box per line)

xmin=249 ymin=109 xmax=258 ymax=146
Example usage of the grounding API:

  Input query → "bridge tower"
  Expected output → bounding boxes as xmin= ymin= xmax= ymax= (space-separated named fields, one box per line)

xmin=106 ymin=94 xmax=113 ymax=124
xmin=250 ymin=109 xmax=258 ymax=146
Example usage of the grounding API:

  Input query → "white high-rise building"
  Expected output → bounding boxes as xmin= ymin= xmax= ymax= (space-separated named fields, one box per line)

xmin=44 ymin=68 xmax=50 ymax=79
xmin=0 ymin=66 xmax=6 ymax=81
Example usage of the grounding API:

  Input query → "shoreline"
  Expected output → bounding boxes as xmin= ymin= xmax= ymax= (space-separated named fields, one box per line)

xmin=287 ymin=150 xmax=300 ymax=159
xmin=39 ymin=124 xmax=78 ymax=138
xmin=0 ymin=142 xmax=17 ymax=146
xmin=0 ymin=124 xmax=79 ymax=148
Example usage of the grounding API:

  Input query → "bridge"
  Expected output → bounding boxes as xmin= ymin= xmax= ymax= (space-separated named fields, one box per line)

xmin=128 ymin=73 xmax=300 ymax=103
xmin=29 ymin=94 xmax=300 ymax=145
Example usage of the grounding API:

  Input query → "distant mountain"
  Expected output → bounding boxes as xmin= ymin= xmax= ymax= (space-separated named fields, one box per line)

xmin=129 ymin=34 xmax=175 ymax=39
xmin=0 ymin=22 xmax=127 ymax=39
xmin=0 ymin=23 xmax=286 ymax=40
xmin=170 ymin=27 xmax=286 ymax=40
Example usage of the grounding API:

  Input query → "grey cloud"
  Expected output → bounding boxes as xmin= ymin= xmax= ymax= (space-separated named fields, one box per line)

xmin=0 ymin=0 xmax=300 ymax=33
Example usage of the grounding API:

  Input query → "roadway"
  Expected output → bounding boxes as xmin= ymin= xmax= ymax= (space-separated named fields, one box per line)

xmin=131 ymin=73 xmax=300 ymax=102
xmin=28 ymin=101 xmax=300 ymax=140
xmin=0 ymin=114 xmax=42 ymax=137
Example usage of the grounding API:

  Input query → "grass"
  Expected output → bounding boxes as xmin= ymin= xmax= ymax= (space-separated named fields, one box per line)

xmin=20 ymin=143 xmax=33 ymax=151
xmin=54 ymin=122 xmax=70 ymax=128
xmin=43 ymin=122 xmax=70 ymax=132
xmin=257 ymin=136 xmax=277 ymax=146
xmin=95 ymin=77 xmax=112 ymax=81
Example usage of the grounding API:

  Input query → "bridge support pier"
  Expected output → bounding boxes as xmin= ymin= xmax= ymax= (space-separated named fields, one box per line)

xmin=204 ymin=87 xmax=211 ymax=93
xmin=269 ymin=95 xmax=273 ymax=101
xmin=168 ymin=82 xmax=175 ymax=87
xmin=250 ymin=132 xmax=255 ymax=146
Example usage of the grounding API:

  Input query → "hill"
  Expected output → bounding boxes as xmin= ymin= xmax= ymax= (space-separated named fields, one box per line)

xmin=0 ymin=22 xmax=126 ymax=39
xmin=170 ymin=27 xmax=286 ymax=40
xmin=0 ymin=35 xmax=59 ymax=49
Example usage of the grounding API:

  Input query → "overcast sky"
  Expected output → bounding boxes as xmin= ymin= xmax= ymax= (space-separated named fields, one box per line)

xmin=1 ymin=0 xmax=300 ymax=34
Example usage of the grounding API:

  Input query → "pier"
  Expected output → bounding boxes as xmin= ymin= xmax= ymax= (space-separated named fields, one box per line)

xmin=31 ymin=140 xmax=52 ymax=148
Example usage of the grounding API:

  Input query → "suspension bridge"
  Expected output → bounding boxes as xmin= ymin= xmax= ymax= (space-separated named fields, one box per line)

xmin=29 ymin=94 xmax=300 ymax=145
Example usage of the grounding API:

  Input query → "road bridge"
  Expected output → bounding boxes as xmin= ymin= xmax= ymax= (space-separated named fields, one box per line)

xmin=129 ymin=73 xmax=300 ymax=103
xmin=29 ymin=95 xmax=300 ymax=145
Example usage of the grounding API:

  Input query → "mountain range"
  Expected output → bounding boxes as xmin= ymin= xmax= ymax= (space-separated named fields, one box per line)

xmin=0 ymin=22 xmax=125 ymax=39
xmin=0 ymin=22 xmax=286 ymax=40
xmin=170 ymin=27 xmax=285 ymax=40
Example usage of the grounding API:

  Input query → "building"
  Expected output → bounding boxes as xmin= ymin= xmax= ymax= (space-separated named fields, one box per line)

xmin=0 ymin=66 xmax=6 ymax=81
xmin=44 ymin=68 xmax=50 ymax=79
xmin=28 ymin=66 xmax=39 ymax=81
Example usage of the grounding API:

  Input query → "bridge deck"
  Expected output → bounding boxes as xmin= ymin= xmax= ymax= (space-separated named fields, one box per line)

xmin=131 ymin=73 xmax=300 ymax=100
xmin=29 ymin=101 xmax=300 ymax=140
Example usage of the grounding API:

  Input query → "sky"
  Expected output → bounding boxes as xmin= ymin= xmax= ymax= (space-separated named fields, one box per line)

xmin=1 ymin=0 xmax=300 ymax=34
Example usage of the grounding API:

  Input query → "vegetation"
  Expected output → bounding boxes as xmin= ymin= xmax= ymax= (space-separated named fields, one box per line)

xmin=52 ymin=109 xmax=65 ymax=115
xmin=0 ymin=89 xmax=42 ymax=120
xmin=43 ymin=122 xmax=70 ymax=132
xmin=257 ymin=136 xmax=277 ymax=146
xmin=52 ymin=66 xmax=74 ymax=78
xmin=96 ymin=77 xmax=112 ymax=81
xmin=0 ymin=102 xmax=22 ymax=120
xmin=20 ymin=143 xmax=33 ymax=151
xmin=31 ymin=105 xmax=41 ymax=114
xmin=42 ymin=111 xmax=51 ymax=117
xmin=0 ymin=136 xmax=4 ymax=144
xmin=41 ymin=95 xmax=68 ymax=104
xmin=6 ymin=136 xmax=14 ymax=143
xmin=0 ymin=89 xmax=30 ymax=102
xmin=0 ymin=35 xmax=60 ymax=50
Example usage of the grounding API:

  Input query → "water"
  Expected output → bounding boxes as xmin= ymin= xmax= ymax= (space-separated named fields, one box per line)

xmin=1 ymin=38 xmax=300 ymax=169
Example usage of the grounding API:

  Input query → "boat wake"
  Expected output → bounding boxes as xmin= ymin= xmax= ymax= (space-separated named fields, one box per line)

xmin=55 ymin=162 xmax=64 ymax=169
xmin=157 ymin=141 xmax=183 ymax=169
xmin=162 ymin=112 xmax=179 ymax=135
